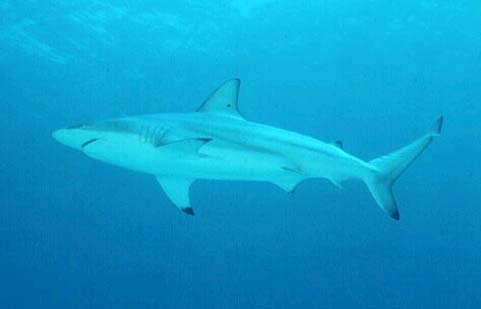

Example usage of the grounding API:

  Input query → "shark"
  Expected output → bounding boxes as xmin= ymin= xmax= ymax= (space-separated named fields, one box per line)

xmin=53 ymin=79 xmax=443 ymax=220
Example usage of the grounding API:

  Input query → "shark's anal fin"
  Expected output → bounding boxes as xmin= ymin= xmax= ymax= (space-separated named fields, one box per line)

xmin=196 ymin=79 xmax=244 ymax=119
xmin=156 ymin=177 xmax=195 ymax=215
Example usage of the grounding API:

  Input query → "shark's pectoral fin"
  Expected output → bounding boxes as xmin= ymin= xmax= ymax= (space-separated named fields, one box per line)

xmin=157 ymin=138 xmax=212 ymax=154
xmin=156 ymin=177 xmax=196 ymax=215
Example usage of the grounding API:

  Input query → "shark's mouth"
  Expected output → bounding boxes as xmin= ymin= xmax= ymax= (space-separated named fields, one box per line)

xmin=81 ymin=138 xmax=99 ymax=149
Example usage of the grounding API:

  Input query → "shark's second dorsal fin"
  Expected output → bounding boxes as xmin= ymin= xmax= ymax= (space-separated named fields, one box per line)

xmin=333 ymin=140 xmax=344 ymax=150
xmin=197 ymin=79 xmax=243 ymax=119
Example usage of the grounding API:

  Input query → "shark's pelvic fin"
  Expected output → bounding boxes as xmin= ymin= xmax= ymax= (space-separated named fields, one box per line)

xmin=274 ymin=178 xmax=304 ymax=193
xmin=276 ymin=166 xmax=306 ymax=193
xmin=196 ymin=79 xmax=244 ymax=119
xmin=328 ymin=178 xmax=344 ymax=189
xmin=156 ymin=177 xmax=195 ymax=215
xmin=364 ymin=116 xmax=444 ymax=220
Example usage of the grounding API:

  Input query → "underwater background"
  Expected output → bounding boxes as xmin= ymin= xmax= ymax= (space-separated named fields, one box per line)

xmin=1 ymin=1 xmax=480 ymax=308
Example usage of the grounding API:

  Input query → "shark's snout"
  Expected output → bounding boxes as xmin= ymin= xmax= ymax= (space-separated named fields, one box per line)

xmin=52 ymin=126 xmax=99 ymax=150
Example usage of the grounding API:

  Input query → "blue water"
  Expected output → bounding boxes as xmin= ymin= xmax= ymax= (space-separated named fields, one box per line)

xmin=1 ymin=1 xmax=480 ymax=308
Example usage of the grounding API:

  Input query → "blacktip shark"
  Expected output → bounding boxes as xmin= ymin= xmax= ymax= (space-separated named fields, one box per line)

xmin=53 ymin=79 xmax=443 ymax=220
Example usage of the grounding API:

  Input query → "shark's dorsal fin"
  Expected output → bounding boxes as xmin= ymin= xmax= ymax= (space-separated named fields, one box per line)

xmin=197 ymin=79 xmax=243 ymax=119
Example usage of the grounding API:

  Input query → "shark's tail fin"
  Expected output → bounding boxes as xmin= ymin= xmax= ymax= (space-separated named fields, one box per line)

xmin=364 ymin=117 xmax=443 ymax=220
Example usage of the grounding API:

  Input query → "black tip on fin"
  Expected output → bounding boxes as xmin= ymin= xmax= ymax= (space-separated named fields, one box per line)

xmin=333 ymin=140 xmax=343 ymax=149
xmin=391 ymin=211 xmax=400 ymax=221
xmin=435 ymin=116 xmax=444 ymax=134
xmin=181 ymin=207 xmax=195 ymax=216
